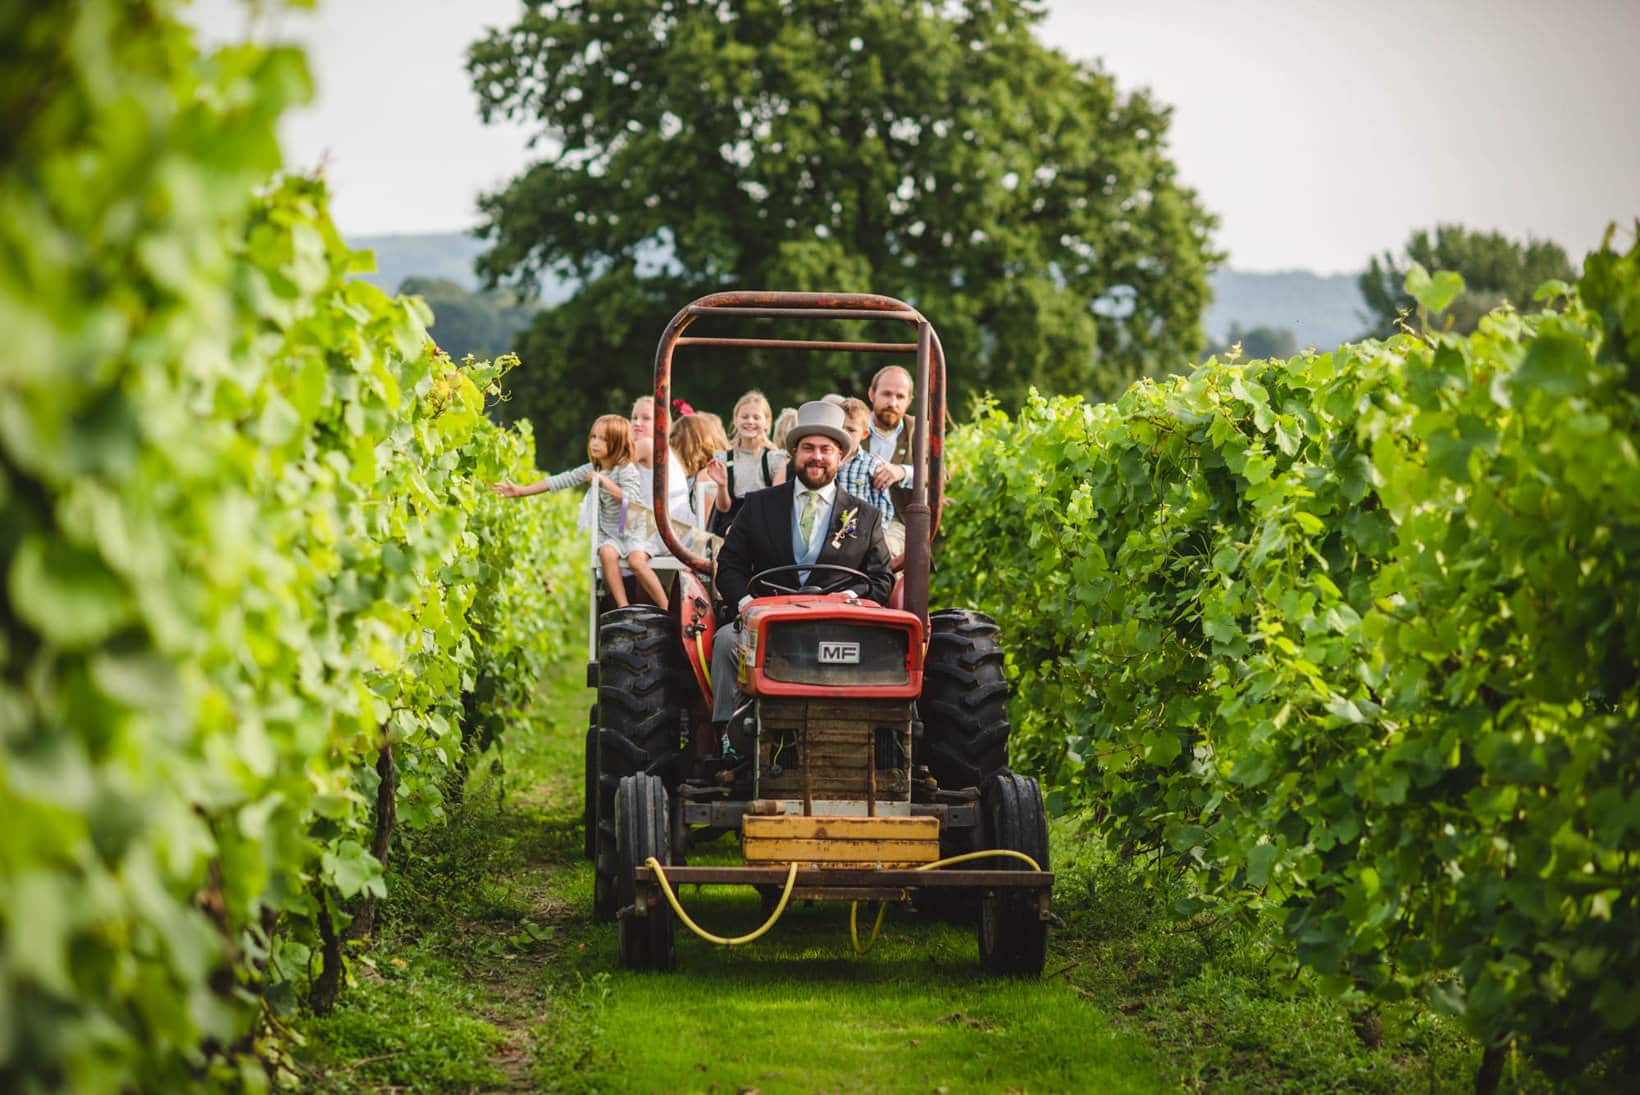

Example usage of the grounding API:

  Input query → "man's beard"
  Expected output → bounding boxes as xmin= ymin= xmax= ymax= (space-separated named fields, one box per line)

xmin=798 ymin=461 xmax=835 ymax=489
xmin=872 ymin=406 xmax=902 ymax=431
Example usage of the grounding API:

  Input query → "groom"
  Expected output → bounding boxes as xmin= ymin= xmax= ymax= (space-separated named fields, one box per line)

xmin=710 ymin=400 xmax=896 ymax=727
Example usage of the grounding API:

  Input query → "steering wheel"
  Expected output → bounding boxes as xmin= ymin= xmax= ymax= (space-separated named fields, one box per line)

xmin=748 ymin=563 xmax=869 ymax=598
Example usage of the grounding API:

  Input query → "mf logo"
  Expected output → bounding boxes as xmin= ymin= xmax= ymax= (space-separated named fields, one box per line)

xmin=818 ymin=641 xmax=861 ymax=664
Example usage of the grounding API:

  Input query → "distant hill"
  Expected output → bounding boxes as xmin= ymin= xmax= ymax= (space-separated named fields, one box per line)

xmin=348 ymin=231 xmax=575 ymax=303
xmin=349 ymin=231 xmax=1369 ymax=352
xmin=1205 ymin=269 xmax=1367 ymax=350
xmin=349 ymin=231 xmax=484 ymax=293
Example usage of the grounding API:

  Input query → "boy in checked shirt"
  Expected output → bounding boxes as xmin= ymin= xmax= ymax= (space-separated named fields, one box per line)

xmin=836 ymin=397 xmax=904 ymax=557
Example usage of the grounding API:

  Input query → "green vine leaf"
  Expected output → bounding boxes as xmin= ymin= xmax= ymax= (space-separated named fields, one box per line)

xmin=1404 ymin=262 xmax=1466 ymax=314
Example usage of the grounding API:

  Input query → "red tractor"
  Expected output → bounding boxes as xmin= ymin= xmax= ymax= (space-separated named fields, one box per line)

xmin=584 ymin=292 xmax=1052 ymax=974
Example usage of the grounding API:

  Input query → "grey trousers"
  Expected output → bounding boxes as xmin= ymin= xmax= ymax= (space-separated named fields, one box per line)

xmin=710 ymin=620 xmax=745 ymax=722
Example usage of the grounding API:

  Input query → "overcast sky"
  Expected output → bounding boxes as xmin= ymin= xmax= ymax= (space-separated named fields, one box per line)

xmin=190 ymin=0 xmax=1639 ymax=274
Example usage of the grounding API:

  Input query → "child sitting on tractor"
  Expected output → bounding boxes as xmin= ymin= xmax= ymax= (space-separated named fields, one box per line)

xmin=837 ymin=397 xmax=903 ymax=557
xmin=672 ymin=411 xmax=731 ymax=538
xmin=492 ymin=414 xmax=669 ymax=610
xmin=704 ymin=389 xmax=788 ymax=537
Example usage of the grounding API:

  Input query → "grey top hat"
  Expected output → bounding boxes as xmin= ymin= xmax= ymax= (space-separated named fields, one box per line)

xmin=785 ymin=400 xmax=854 ymax=453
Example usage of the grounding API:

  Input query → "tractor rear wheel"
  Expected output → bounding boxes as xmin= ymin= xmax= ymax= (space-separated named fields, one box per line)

xmin=593 ymin=605 xmax=685 ymax=922
xmin=582 ymin=708 xmax=597 ymax=861
xmin=919 ymin=609 xmax=1011 ymax=791
xmin=977 ymin=772 xmax=1049 ymax=977
xmin=616 ymin=773 xmax=676 ymax=971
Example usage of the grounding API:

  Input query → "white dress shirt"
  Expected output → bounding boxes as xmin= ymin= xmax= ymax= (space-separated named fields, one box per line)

xmin=793 ymin=480 xmax=838 ymax=560
xmin=737 ymin=479 xmax=838 ymax=613
xmin=741 ymin=481 xmax=839 ymax=613
xmin=867 ymin=419 xmax=915 ymax=489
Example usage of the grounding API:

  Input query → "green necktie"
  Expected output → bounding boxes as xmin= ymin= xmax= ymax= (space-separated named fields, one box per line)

xmin=799 ymin=490 xmax=819 ymax=547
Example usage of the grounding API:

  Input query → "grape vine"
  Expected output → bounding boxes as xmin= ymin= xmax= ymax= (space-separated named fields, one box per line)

xmin=935 ymin=237 xmax=1640 ymax=1080
xmin=1 ymin=5 xmax=582 ymax=1089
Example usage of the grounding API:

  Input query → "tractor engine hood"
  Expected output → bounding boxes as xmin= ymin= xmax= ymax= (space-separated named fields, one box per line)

xmin=739 ymin=597 xmax=925 ymax=700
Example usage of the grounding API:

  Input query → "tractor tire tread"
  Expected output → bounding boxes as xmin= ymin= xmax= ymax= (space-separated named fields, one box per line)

xmin=591 ymin=609 xmax=686 ymax=923
xmin=917 ymin=609 xmax=1010 ymax=791
xmin=616 ymin=774 xmax=676 ymax=970
xmin=978 ymin=773 xmax=1050 ymax=977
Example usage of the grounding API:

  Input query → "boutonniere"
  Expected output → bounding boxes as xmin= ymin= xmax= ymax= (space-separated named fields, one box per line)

xmin=831 ymin=507 xmax=859 ymax=550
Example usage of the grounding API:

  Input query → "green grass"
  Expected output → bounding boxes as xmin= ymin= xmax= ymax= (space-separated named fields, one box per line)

xmin=291 ymin=945 xmax=509 ymax=1093
xmin=534 ymin=872 xmax=1164 ymax=1093
xmin=577 ymin=973 xmax=1156 ymax=1093
xmin=287 ymin=657 xmax=1545 ymax=1093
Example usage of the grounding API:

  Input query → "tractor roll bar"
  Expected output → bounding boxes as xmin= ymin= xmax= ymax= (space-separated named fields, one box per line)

xmin=651 ymin=291 xmax=947 ymax=626
xmin=676 ymin=337 xmax=916 ymax=354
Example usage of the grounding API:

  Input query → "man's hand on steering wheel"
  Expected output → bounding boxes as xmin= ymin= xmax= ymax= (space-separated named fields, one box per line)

xmin=747 ymin=563 xmax=870 ymax=598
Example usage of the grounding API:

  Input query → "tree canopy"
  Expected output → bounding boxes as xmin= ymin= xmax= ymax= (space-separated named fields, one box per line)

xmin=1358 ymin=224 xmax=1575 ymax=338
xmin=468 ymin=0 xmax=1220 ymax=463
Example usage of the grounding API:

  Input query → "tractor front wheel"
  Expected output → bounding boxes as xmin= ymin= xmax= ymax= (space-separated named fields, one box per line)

xmin=616 ymin=773 xmax=676 ymax=971
xmin=977 ymin=772 xmax=1049 ymax=977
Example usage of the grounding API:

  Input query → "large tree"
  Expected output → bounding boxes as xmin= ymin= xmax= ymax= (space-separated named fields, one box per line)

xmin=1358 ymin=224 xmax=1575 ymax=338
xmin=468 ymin=0 xmax=1219 ymax=463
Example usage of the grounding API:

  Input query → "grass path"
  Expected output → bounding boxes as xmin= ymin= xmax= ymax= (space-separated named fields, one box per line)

xmin=490 ymin=664 xmax=1167 ymax=1093
xmin=291 ymin=659 xmax=1526 ymax=1094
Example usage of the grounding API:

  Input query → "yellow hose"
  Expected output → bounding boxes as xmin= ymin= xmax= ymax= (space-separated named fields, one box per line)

xmin=694 ymin=631 xmax=712 ymax=692
xmin=644 ymin=857 xmax=797 ymax=946
xmin=644 ymin=848 xmax=1044 ymax=953
xmin=849 ymin=900 xmax=889 ymax=955
xmin=916 ymin=849 xmax=1042 ymax=873
xmin=847 ymin=851 xmax=1046 ymax=954
xmin=848 ymin=849 xmax=1044 ymax=955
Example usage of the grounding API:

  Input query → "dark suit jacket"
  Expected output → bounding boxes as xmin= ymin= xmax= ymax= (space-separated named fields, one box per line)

xmin=715 ymin=479 xmax=895 ymax=620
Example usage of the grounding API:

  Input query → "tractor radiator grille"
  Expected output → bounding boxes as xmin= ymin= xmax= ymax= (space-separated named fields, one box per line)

xmin=762 ymin=620 xmax=910 ymax=686
xmin=756 ymin=698 xmax=913 ymax=802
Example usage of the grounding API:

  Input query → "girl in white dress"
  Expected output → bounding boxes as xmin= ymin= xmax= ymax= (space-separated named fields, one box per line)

xmin=492 ymin=414 xmax=668 ymax=609
xmin=672 ymin=411 xmax=731 ymax=552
